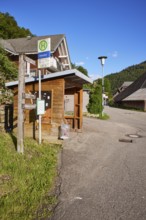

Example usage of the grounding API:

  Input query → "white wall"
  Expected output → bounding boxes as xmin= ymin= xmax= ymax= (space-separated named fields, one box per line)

xmin=64 ymin=90 xmax=90 ymax=113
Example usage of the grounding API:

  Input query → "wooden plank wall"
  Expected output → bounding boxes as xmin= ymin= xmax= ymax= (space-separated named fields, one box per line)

xmin=13 ymin=78 xmax=65 ymax=138
xmin=65 ymin=88 xmax=83 ymax=130
xmin=74 ymin=89 xmax=83 ymax=129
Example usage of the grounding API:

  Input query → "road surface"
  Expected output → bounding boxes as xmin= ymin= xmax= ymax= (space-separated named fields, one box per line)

xmin=51 ymin=107 xmax=146 ymax=220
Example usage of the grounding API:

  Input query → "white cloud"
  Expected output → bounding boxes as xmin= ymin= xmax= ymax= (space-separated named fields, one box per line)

xmin=89 ymin=73 xmax=101 ymax=80
xmin=112 ymin=51 xmax=118 ymax=58
xmin=75 ymin=61 xmax=85 ymax=66
xmin=89 ymin=74 xmax=94 ymax=79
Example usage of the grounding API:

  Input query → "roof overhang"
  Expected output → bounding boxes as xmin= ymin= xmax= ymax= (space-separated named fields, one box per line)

xmin=5 ymin=69 xmax=93 ymax=89
xmin=0 ymin=39 xmax=18 ymax=55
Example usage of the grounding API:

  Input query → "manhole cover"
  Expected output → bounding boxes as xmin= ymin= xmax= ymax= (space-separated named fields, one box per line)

xmin=127 ymin=134 xmax=141 ymax=138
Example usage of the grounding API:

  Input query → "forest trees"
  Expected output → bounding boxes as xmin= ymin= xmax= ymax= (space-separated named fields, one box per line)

xmin=0 ymin=12 xmax=33 ymax=104
xmin=72 ymin=63 xmax=88 ymax=76
xmin=0 ymin=47 xmax=17 ymax=104
xmin=105 ymin=61 xmax=146 ymax=95
xmin=0 ymin=12 xmax=33 ymax=39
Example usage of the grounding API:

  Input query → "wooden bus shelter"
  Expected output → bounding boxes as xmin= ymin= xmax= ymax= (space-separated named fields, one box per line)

xmin=6 ymin=69 xmax=93 ymax=140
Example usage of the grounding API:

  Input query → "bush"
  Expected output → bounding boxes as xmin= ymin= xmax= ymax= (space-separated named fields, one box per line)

xmin=87 ymin=84 xmax=102 ymax=114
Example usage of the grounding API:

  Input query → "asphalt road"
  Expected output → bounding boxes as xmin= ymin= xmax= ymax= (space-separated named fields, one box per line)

xmin=51 ymin=107 xmax=146 ymax=220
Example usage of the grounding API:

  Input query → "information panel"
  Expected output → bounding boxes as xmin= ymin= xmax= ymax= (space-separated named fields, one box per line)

xmin=37 ymin=99 xmax=45 ymax=115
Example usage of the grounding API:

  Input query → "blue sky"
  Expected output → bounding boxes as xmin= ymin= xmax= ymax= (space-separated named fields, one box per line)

xmin=1 ymin=0 xmax=146 ymax=79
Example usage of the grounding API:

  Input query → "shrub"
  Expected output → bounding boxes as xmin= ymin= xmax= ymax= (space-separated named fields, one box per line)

xmin=87 ymin=84 xmax=102 ymax=114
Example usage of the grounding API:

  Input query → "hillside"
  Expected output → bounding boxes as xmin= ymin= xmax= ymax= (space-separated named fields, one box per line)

xmin=0 ymin=12 xmax=34 ymax=104
xmin=0 ymin=12 xmax=33 ymax=39
xmin=105 ymin=61 xmax=146 ymax=95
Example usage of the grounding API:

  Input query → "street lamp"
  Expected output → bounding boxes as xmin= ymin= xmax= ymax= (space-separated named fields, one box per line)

xmin=98 ymin=56 xmax=107 ymax=116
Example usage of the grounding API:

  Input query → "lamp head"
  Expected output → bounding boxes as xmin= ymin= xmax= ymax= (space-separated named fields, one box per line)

xmin=98 ymin=56 xmax=107 ymax=65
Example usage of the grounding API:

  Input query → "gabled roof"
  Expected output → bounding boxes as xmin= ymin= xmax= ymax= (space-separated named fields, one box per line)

xmin=114 ymin=71 xmax=146 ymax=102
xmin=5 ymin=69 xmax=93 ymax=89
xmin=0 ymin=34 xmax=65 ymax=54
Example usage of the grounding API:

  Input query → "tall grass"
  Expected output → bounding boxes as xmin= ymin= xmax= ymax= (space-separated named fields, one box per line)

xmin=0 ymin=133 xmax=61 ymax=219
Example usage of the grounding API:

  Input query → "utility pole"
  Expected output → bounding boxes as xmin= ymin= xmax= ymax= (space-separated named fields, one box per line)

xmin=98 ymin=56 xmax=107 ymax=116
xmin=17 ymin=54 xmax=25 ymax=153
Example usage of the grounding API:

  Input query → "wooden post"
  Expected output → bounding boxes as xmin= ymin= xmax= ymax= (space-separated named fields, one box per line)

xmin=79 ymin=89 xmax=83 ymax=129
xmin=74 ymin=91 xmax=78 ymax=129
xmin=73 ymin=89 xmax=83 ymax=130
xmin=17 ymin=54 xmax=25 ymax=153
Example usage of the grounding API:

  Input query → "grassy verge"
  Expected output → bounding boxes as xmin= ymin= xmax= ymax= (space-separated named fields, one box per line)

xmin=0 ymin=132 xmax=61 ymax=220
xmin=83 ymin=112 xmax=110 ymax=120
xmin=98 ymin=113 xmax=110 ymax=120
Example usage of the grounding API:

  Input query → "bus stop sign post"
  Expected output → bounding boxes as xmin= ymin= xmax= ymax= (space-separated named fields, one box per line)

xmin=37 ymin=38 xmax=50 ymax=144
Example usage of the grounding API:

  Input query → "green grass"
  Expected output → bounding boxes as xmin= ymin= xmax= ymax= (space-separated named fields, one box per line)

xmin=98 ymin=113 xmax=110 ymax=120
xmin=83 ymin=112 xmax=99 ymax=118
xmin=83 ymin=112 xmax=110 ymax=120
xmin=0 ymin=132 xmax=61 ymax=220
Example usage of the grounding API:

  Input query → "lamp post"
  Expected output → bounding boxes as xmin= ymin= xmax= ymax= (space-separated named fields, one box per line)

xmin=98 ymin=56 xmax=107 ymax=116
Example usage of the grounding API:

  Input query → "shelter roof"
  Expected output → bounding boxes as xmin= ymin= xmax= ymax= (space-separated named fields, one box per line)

xmin=5 ymin=69 xmax=93 ymax=89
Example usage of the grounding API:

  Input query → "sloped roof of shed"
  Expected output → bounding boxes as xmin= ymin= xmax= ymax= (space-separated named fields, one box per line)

xmin=5 ymin=69 xmax=93 ymax=89
xmin=114 ymin=71 xmax=146 ymax=102
xmin=0 ymin=34 xmax=65 ymax=54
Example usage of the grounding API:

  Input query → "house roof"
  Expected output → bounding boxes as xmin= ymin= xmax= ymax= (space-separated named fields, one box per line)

xmin=114 ymin=71 xmax=146 ymax=102
xmin=120 ymin=81 xmax=133 ymax=88
xmin=114 ymin=81 xmax=133 ymax=97
xmin=123 ymin=88 xmax=146 ymax=101
xmin=5 ymin=69 xmax=93 ymax=89
xmin=0 ymin=39 xmax=16 ymax=54
xmin=0 ymin=34 xmax=65 ymax=54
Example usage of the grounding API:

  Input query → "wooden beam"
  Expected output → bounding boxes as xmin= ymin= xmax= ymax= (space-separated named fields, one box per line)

xmin=22 ymin=93 xmax=36 ymax=99
xmin=17 ymin=54 xmax=25 ymax=154
xmin=24 ymin=55 xmax=36 ymax=66
xmin=79 ymin=89 xmax=83 ymax=129
xmin=73 ymin=89 xmax=83 ymax=130
xmin=22 ymin=104 xmax=36 ymax=110
xmin=58 ymin=55 xmax=68 ymax=58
